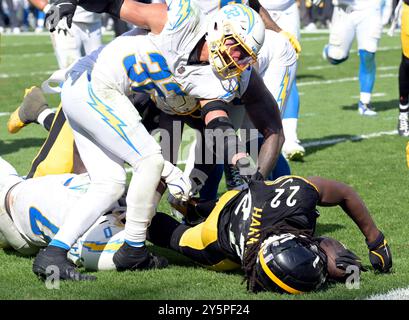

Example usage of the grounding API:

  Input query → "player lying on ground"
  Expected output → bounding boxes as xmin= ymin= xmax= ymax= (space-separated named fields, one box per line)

xmin=148 ymin=174 xmax=392 ymax=293
xmin=0 ymin=156 xmax=392 ymax=291
xmin=0 ymin=156 xmax=190 ymax=279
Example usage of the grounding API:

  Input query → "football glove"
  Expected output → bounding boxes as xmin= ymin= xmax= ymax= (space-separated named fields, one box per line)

xmin=45 ymin=0 xmax=78 ymax=32
xmin=279 ymin=30 xmax=301 ymax=55
xmin=366 ymin=232 xmax=392 ymax=273
xmin=335 ymin=249 xmax=366 ymax=272
xmin=162 ymin=161 xmax=191 ymax=202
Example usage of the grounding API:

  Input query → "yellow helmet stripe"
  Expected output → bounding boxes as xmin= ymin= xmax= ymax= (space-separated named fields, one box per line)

xmin=258 ymin=249 xmax=304 ymax=294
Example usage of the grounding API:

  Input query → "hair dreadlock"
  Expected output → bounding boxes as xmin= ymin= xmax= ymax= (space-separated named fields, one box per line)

xmin=241 ymin=222 xmax=319 ymax=293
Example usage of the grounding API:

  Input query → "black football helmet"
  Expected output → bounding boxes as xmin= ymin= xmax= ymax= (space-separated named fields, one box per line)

xmin=255 ymin=233 xmax=327 ymax=294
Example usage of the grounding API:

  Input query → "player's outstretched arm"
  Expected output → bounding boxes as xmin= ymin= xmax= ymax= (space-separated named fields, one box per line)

xmin=241 ymin=69 xmax=285 ymax=179
xmin=307 ymin=176 xmax=392 ymax=273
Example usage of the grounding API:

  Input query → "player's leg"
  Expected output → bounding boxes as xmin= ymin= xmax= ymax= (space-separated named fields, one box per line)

xmin=148 ymin=211 xmax=239 ymax=271
xmin=79 ymin=21 xmax=103 ymax=55
xmin=50 ymin=23 xmax=83 ymax=69
xmin=355 ymin=7 xmax=382 ymax=116
xmin=258 ymin=30 xmax=299 ymax=163
xmin=74 ymin=75 xmax=166 ymax=271
xmin=26 ymin=105 xmax=77 ymax=178
xmin=7 ymin=86 xmax=53 ymax=134
xmin=0 ymin=157 xmax=35 ymax=255
xmin=398 ymin=2 xmax=409 ymax=136
xmin=323 ymin=6 xmax=355 ymax=65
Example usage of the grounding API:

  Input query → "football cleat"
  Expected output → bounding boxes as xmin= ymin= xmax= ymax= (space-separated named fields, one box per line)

xmin=398 ymin=112 xmax=409 ymax=136
xmin=113 ymin=243 xmax=168 ymax=271
xmin=7 ymin=86 xmax=48 ymax=134
xmin=282 ymin=140 xmax=305 ymax=161
xmin=358 ymin=101 xmax=377 ymax=116
xmin=33 ymin=246 xmax=96 ymax=281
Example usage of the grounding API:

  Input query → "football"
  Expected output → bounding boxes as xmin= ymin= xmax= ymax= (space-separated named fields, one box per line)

xmin=317 ymin=236 xmax=349 ymax=281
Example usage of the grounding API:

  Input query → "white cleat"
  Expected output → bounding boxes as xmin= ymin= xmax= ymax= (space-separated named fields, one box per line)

xmin=282 ymin=140 xmax=305 ymax=161
xmin=358 ymin=101 xmax=377 ymax=116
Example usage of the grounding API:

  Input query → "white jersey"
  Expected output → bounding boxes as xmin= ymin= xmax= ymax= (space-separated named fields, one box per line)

xmin=8 ymin=174 xmax=92 ymax=247
xmin=91 ymin=0 xmax=250 ymax=115
xmin=334 ymin=0 xmax=382 ymax=10
xmin=6 ymin=173 xmax=124 ymax=270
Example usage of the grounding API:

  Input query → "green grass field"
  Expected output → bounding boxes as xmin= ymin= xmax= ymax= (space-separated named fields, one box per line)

xmin=0 ymin=31 xmax=408 ymax=300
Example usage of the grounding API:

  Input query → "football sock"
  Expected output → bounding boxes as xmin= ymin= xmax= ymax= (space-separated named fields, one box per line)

xmin=359 ymin=50 xmax=376 ymax=99
xmin=124 ymin=153 xmax=164 ymax=244
xmin=399 ymin=54 xmax=409 ymax=106
xmin=37 ymin=109 xmax=55 ymax=131
xmin=283 ymin=83 xmax=300 ymax=119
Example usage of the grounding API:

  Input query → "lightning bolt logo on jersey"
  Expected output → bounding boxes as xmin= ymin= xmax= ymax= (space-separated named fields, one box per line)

xmin=217 ymin=176 xmax=321 ymax=262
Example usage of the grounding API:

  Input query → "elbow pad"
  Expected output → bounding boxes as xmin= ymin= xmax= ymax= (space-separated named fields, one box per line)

xmin=205 ymin=117 xmax=247 ymax=163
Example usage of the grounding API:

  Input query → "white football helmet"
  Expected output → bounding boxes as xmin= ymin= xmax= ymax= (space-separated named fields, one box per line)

xmin=206 ymin=4 xmax=265 ymax=79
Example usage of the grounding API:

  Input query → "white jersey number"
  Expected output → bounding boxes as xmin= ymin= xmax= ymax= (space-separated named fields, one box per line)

xmin=270 ymin=186 xmax=300 ymax=208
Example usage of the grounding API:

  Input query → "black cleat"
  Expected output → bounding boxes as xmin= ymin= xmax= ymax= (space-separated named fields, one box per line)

xmin=33 ymin=246 xmax=96 ymax=281
xmin=113 ymin=243 xmax=168 ymax=271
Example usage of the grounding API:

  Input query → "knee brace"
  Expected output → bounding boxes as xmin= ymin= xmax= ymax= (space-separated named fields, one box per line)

xmin=323 ymin=44 xmax=349 ymax=65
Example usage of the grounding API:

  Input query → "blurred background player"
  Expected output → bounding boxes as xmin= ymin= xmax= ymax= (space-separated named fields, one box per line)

xmin=28 ymin=0 xmax=102 ymax=69
xmin=322 ymin=0 xmax=384 ymax=116
xmin=259 ymin=0 xmax=305 ymax=160
xmin=397 ymin=0 xmax=409 ymax=136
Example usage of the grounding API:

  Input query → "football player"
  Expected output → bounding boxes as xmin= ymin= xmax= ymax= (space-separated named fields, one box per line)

xmin=28 ymin=0 xmax=102 ymax=69
xmin=322 ymin=0 xmax=383 ymax=116
xmin=27 ymin=2 xmax=286 ymax=282
xmin=148 ymin=174 xmax=392 ymax=293
xmin=0 ymin=156 xmax=189 ymax=277
xmin=259 ymin=0 xmax=305 ymax=160
xmin=0 ymin=156 xmax=392 ymax=293
xmin=397 ymin=0 xmax=409 ymax=136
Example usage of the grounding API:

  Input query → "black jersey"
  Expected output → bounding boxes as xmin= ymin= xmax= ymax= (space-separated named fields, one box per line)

xmin=217 ymin=176 xmax=321 ymax=263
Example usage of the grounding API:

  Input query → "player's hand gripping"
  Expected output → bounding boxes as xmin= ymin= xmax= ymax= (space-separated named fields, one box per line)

xmin=366 ymin=232 xmax=392 ymax=273
xmin=162 ymin=161 xmax=191 ymax=202
xmin=45 ymin=0 xmax=78 ymax=32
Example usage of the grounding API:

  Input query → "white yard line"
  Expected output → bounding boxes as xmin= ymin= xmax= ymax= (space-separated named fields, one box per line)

xmin=366 ymin=287 xmax=409 ymax=300
xmin=298 ymin=73 xmax=397 ymax=87
xmin=0 ymin=70 xmax=54 ymax=79
xmin=302 ymin=130 xmax=397 ymax=148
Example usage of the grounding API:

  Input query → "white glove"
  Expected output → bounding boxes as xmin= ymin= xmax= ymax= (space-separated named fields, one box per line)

xmin=161 ymin=161 xmax=191 ymax=201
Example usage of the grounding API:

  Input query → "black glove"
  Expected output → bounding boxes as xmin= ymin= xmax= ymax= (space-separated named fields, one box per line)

xmin=366 ymin=232 xmax=392 ymax=273
xmin=45 ymin=0 xmax=78 ymax=32
xmin=335 ymin=249 xmax=366 ymax=272
xmin=235 ymin=156 xmax=261 ymax=183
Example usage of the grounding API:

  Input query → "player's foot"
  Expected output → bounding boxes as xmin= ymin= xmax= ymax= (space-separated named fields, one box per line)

xmin=282 ymin=140 xmax=305 ymax=161
xmin=113 ymin=243 xmax=168 ymax=271
xmin=358 ymin=101 xmax=377 ymax=116
xmin=224 ymin=164 xmax=246 ymax=190
xmin=7 ymin=86 xmax=48 ymax=134
xmin=398 ymin=112 xmax=409 ymax=136
xmin=33 ymin=246 xmax=96 ymax=281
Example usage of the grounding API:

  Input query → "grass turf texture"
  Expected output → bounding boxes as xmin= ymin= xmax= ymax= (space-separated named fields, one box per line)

xmin=0 ymin=32 xmax=407 ymax=300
